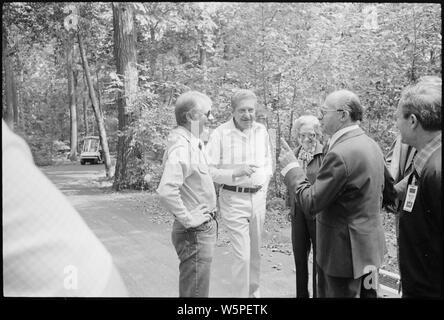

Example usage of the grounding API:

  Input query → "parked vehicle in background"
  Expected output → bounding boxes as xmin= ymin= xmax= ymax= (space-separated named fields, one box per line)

xmin=80 ymin=136 xmax=103 ymax=165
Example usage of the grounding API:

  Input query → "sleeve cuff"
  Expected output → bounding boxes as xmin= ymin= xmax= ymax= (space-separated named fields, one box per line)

xmin=281 ymin=162 xmax=300 ymax=177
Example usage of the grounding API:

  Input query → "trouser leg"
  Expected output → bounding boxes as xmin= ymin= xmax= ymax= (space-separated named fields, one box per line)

xmin=316 ymin=265 xmax=361 ymax=298
xmin=171 ymin=219 xmax=216 ymax=297
xmin=309 ymin=218 xmax=317 ymax=298
xmin=220 ymin=190 xmax=251 ymax=297
xmin=291 ymin=210 xmax=311 ymax=298
xmin=249 ymin=190 xmax=266 ymax=297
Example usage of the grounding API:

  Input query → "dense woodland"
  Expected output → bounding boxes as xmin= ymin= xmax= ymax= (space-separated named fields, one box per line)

xmin=2 ymin=2 xmax=441 ymax=195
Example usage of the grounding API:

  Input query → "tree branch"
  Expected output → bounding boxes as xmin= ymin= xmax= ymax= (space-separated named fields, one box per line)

xmin=292 ymin=36 xmax=328 ymax=84
xmin=267 ymin=9 xmax=279 ymax=27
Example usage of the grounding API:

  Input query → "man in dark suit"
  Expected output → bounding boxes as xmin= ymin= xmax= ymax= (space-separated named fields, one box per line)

xmin=279 ymin=89 xmax=388 ymax=298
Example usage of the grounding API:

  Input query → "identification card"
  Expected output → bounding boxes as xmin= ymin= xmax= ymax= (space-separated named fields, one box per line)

xmin=402 ymin=184 xmax=418 ymax=212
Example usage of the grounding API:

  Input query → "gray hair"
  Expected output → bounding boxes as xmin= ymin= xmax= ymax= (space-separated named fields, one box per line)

xmin=399 ymin=76 xmax=441 ymax=131
xmin=231 ymin=89 xmax=257 ymax=110
xmin=294 ymin=115 xmax=322 ymax=139
xmin=174 ymin=91 xmax=212 ymax=126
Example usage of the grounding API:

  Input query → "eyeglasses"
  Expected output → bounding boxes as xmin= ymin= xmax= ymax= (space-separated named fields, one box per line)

xmin=194 ymin=110 xmax=212 ymax=118
xmin=318 ymin=109 xmax=344 ymax=120
xmin=299 ymin=133 xmax=316 ymax=140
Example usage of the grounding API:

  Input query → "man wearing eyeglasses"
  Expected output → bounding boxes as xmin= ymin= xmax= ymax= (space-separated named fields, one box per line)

xmin=206 ymin=89 xmax=273 ymax=297
xmin=157 ymin=91 xmax=217 ymax=297
xmin=279 ymin=89 xmax=391 ymax=298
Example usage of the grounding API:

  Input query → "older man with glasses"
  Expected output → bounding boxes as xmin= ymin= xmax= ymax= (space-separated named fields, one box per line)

xmin=279 ymin=89 xmax=395 ymax=298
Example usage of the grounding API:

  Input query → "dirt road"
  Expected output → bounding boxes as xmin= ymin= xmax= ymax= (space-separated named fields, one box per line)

xmin=41 ymin=163 xmax=297 ymax=297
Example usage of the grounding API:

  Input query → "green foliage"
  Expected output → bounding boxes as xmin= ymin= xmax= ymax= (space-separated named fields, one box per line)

xmin=3 ymin=3 xmax=441 ymax=187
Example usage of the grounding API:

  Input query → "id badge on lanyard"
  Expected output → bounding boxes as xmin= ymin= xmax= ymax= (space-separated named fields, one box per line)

xmin=402 ymin=175 xmax=418 ymax=213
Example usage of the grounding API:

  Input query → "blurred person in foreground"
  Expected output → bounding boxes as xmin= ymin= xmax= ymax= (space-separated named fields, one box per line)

xmin=279 ymin=89 xmax=394 ymax=298
xmin=2 ymin=119 xmax=128 ymax=297
xmin=156 ymin=91 xmax=217 ymax=297
xmin=288 ymin=115 xmax=324 ymax=298
xmin=394 ymin=76 xmax=442 ymax=298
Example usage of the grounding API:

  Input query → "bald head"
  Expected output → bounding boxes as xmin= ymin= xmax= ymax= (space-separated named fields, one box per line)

xmin=324 ymin=90 xmax=363 ymax=122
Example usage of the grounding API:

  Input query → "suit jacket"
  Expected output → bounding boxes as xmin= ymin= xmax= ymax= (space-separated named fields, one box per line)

xmin=399 ymin=147 xmax=442 ymax=297
xmin=385 ymin=136 xmax=416 ymax=212
xmin=284 ymin=127 xmax=387 ymax=279
xmin=288 ymin=143 xmax=324 ymax=221
xmin=386 ymin=135 xmax=416 ymax=183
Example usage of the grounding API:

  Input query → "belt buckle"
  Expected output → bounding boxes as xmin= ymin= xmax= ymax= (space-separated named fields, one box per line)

xmin=208 ymin=210 xmax=216 ymax=219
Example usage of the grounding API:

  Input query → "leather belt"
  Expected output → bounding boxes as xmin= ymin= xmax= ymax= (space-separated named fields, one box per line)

xmin=222 ymin=184 xmax=262 ymax=193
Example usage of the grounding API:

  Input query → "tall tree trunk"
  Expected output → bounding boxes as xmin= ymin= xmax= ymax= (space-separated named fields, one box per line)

xmin=410 ymin=8 xmax=418 ymax=82
xmin=112 ymin=2 xmax=139 ymax=190
xmin=275 ymin=76 xmax=282 ymax=198
xmin=67 ymin=33 xmax=78 ymax=161
xmin=82 ymin=95 xmax=88 ymax=136
xmin=2 ymin=25 xmax=18 ymax=129
xmin=149 ymin=25 xmax=157 ymax=79
xmin=82 ymin=73 xmax=89 ymax=136
xmin=260 ymin=5 xmax=268 ymax=109
xmin=96 ymin=68 xmax=102 ymax=114
xmin=199 ymin=34 xmax=208 ymax=87
xmin=77 ymin=30 xmax=112 ymax=177
xmin=288 ymin=85 xmax=297 ymax=141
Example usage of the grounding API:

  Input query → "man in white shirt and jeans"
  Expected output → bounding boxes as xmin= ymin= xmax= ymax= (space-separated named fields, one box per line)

xmin=206 ymin=89 xmax=273 ymax=297
xmin=157 ymin=91 xmax=217 ymax=297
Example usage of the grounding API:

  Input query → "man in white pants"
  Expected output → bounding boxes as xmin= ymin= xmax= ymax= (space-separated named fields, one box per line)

xmin=206 ymin=89 xmax=273 ymax=297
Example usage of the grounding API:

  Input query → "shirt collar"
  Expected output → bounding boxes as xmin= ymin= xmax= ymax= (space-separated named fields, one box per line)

xmin=328 ymin=124 xmax=360 ymax=151
xmin=413 ymin=132 xmax=442 ymax=177
xmin=174 ymin=126 xmax=203 ymax=150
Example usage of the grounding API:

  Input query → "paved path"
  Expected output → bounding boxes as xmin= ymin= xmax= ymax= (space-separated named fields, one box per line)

xmin=42 ymin=164 xmax=297 ymax=297
xmin=42 ymin=163 xmax=399 ymax=298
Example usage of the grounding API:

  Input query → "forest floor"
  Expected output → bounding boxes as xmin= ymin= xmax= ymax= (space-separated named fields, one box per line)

xmin=45 ymin=157 xmax=400 ymax=297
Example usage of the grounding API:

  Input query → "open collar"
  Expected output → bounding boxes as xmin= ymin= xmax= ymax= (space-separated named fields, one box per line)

xmin=174 ymin=126 xmax=203 ymax=151
xmin=413 ymin=132 xmax=441 ymax=177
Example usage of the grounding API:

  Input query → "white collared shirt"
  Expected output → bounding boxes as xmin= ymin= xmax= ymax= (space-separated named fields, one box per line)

xmin=206 ymin=119 xmax=273 ymax=187
xmin=157 ymin=126 xmax=217 ymax=228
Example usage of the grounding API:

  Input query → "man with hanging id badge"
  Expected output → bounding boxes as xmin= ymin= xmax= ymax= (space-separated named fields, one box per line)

xmin=395 ymin=76 xmax=442 ymax=298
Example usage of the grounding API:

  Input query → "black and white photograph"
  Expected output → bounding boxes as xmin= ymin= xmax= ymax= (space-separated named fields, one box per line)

xmin=2 ymin=1 xmax=442 ymax=311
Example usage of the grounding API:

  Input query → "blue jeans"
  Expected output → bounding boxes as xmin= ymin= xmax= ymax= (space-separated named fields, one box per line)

xmin=171 ymin=218 xmax=216 ymax=297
